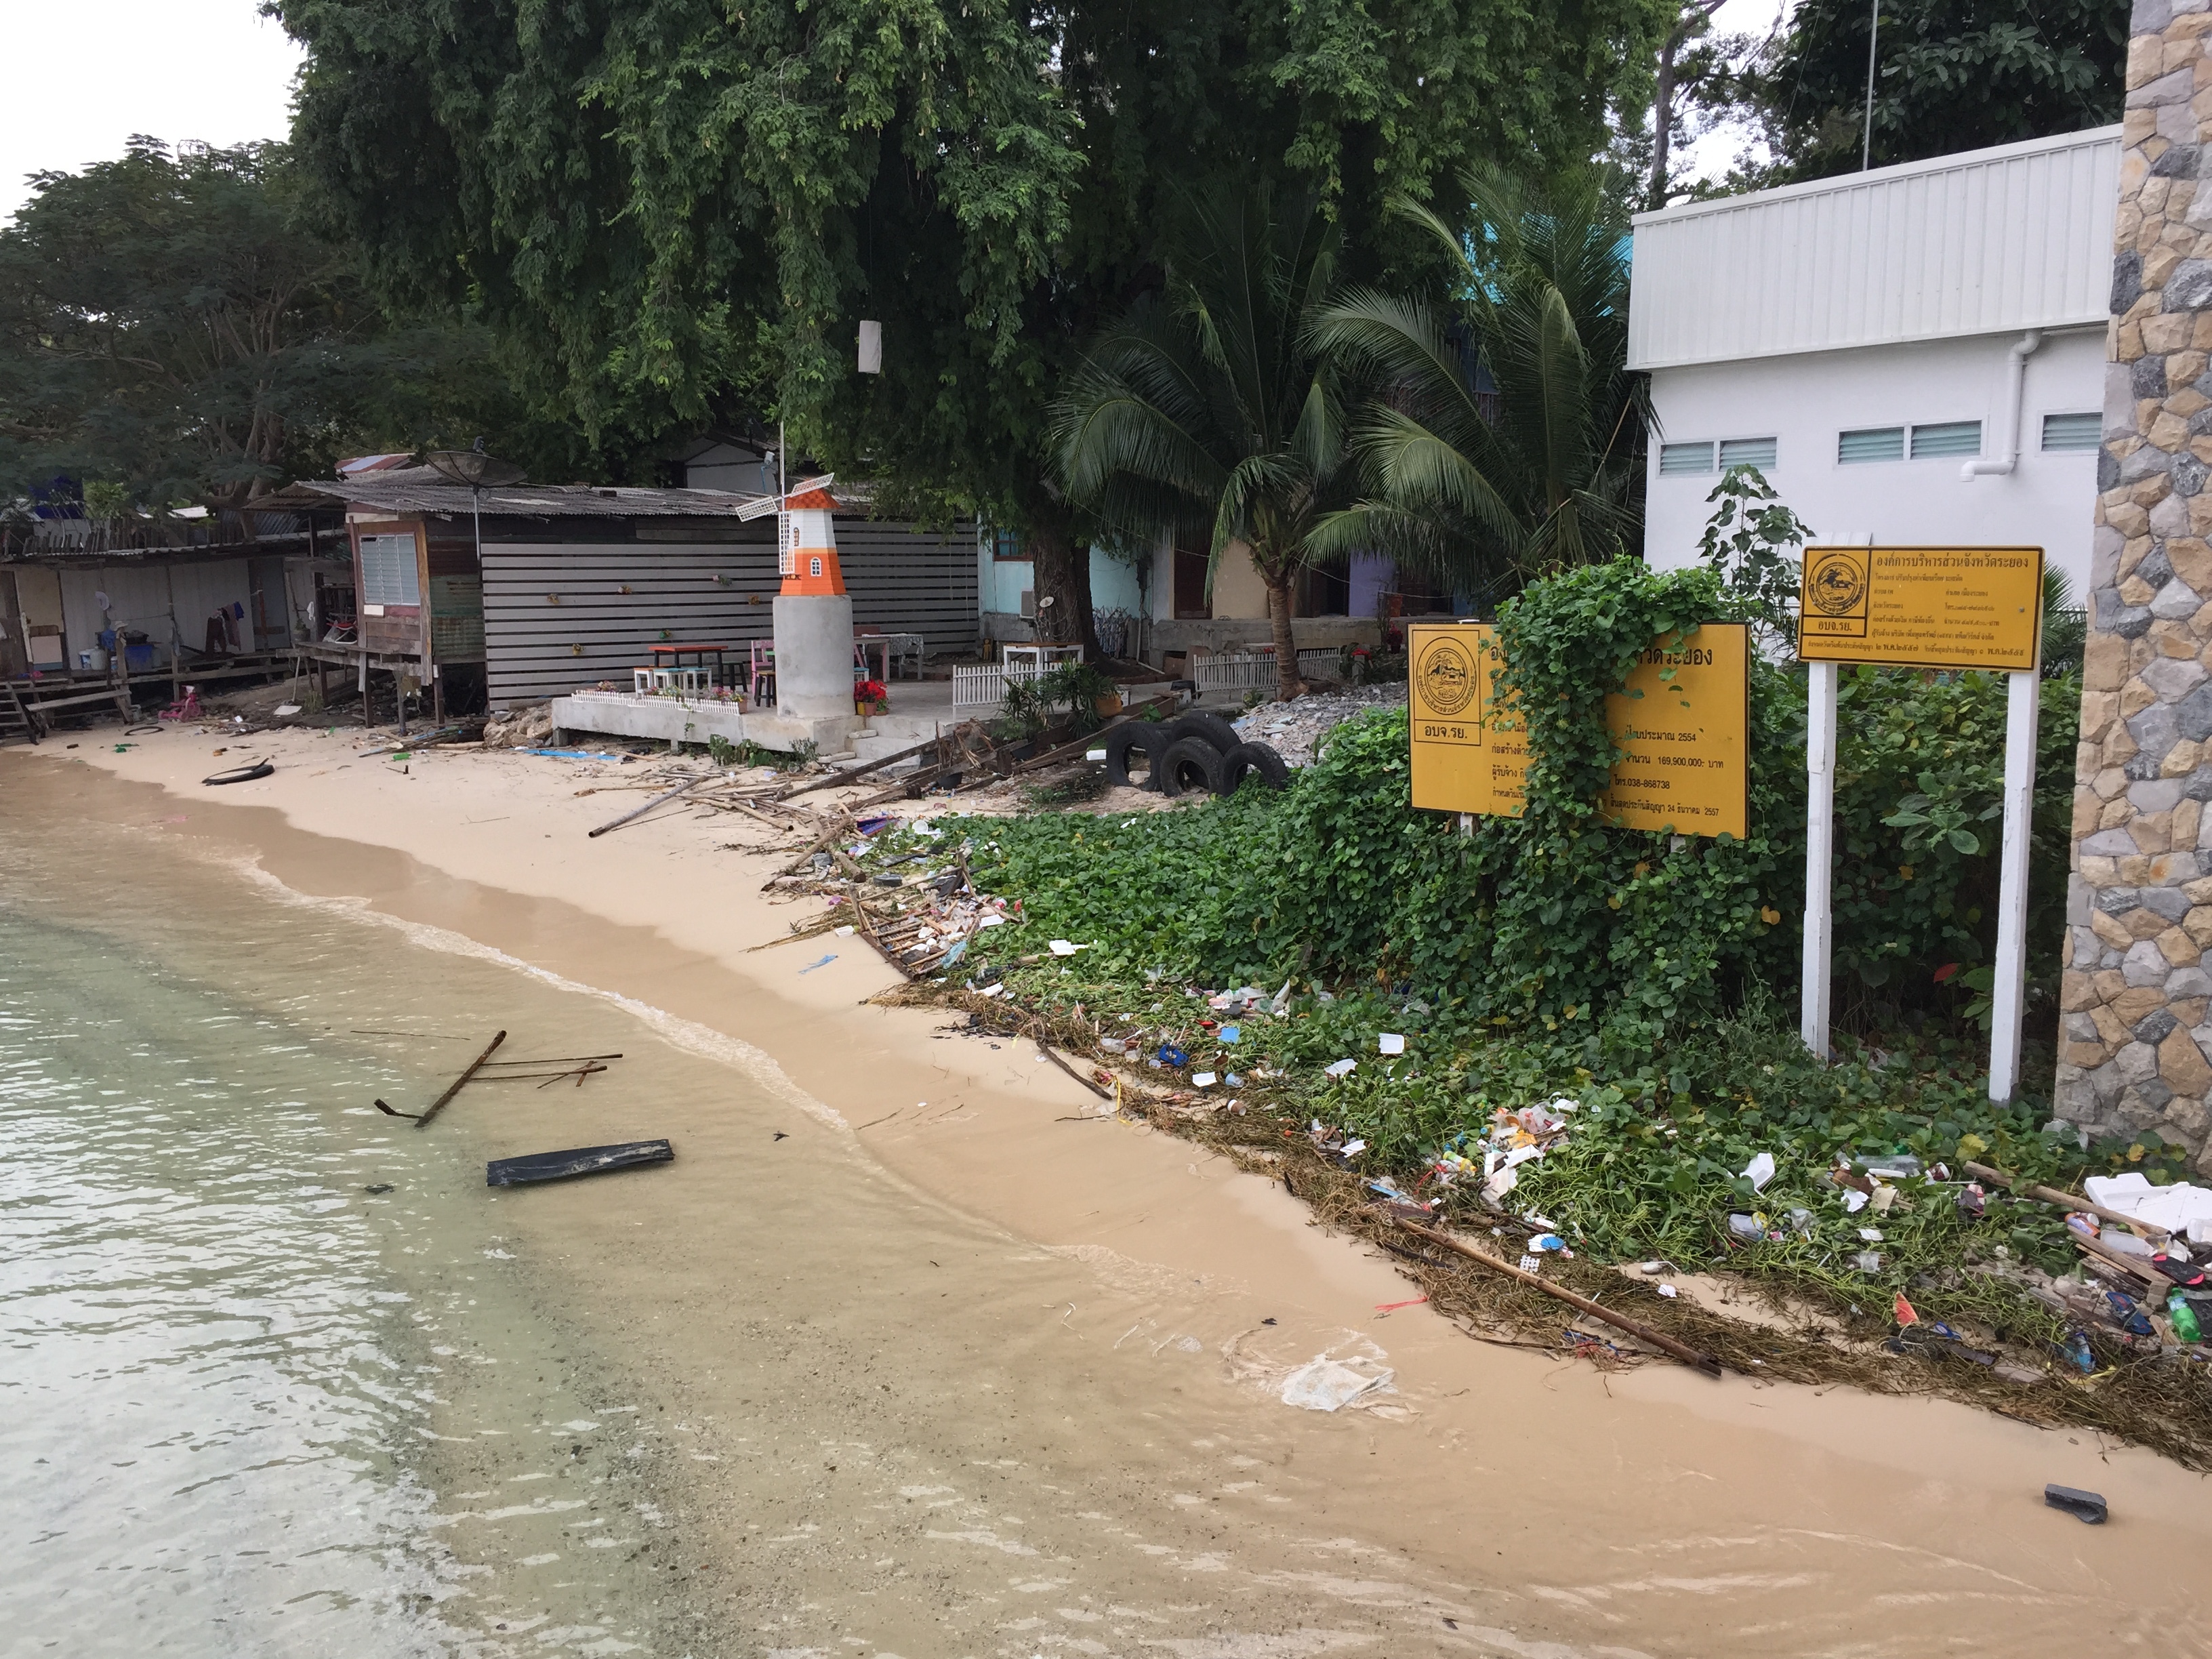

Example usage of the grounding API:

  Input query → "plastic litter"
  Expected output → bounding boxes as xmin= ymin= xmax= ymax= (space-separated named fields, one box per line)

xmin=1048 ymin=939 xmax=1088 ymax=956
xmin=1338 ymin=1138 xmax=1368 ymax=1158
xmin=1219 ymin=1024 xmax=1242 ymax=1044
xmin=1193 ymin=1071 xmax=1218 ymax=1088
xmin=1741 ymin=1151 xmax=1776 ymax=1192
xmin=1843 ymin=1189 xmax=1870 ymax=1214
xmin=1324 ymin=1058 xmax=1357 ymax=1078
xmin=798 ymin=953 xmax=837 ymax=974
xmin=1893 ymin=1292 xmax=1919 ymax=1326
xmin=2044 ymin=1484 xmax=2107 ymax=1525
xmin=1158 ymin=1044 xmax=1188 ymax=1067
xmin=2082 ymin=1171 xmax=2212 ymax=1244
xmin=1851 ymin=1251 xmax=1884 ymax=1272
xmin=1726 ymin=1212 xmax=1763 ymax=1241
xmin=1378 ymin=1033 xmax=1406 ymax=1056
xmin=1656 ymin=1284 xmax=1679 ymax=1298
xmin=1279 ymin=1357 xmax=1395 ymax=1412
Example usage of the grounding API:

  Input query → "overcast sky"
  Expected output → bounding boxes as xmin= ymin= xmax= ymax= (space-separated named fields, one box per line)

xmin=0 ymin=0 xmax=304 ymax=226
xmin=0 ymin=0 xmax=1790 ymax=228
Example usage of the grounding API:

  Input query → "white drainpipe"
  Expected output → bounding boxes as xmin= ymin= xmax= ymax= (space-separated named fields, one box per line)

xmin=1961 ymin=329 xmax=2045 ymax=480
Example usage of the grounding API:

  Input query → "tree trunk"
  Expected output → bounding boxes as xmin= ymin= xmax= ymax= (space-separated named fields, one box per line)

xmin=1650 ymin=34 xmax=1680 ymax=210
xmin=1264 ymin=568 xmax=1305 ymax=701
xmin=1017 ymin=483 xmax=1102 ymax=660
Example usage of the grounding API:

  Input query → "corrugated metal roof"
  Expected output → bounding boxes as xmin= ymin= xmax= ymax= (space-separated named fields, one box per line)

xmin=261 ymin=469 xmax=778 ymax=518
xmin=1627 ymin=126 xmax=2122 ymax=370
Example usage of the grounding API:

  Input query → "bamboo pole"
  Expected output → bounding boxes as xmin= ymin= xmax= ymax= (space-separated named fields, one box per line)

xmin=588 ymin=775 xmax=709 ymax=837
xmin=412 ymin=1030 xmax=508 ymax=1129
xmin=1963 ymin=1160 xmax=2172 ymax=1244
xmin=1395 ymin=1218 xmax=1723 ymax=1378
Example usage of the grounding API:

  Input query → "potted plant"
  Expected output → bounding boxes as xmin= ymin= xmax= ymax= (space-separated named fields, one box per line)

xmin=855 ymin=677 xmax=890 ymax=716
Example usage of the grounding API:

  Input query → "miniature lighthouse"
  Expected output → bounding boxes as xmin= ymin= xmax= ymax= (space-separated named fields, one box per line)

xmin=762 ymin=476 xmax=854 ymax=722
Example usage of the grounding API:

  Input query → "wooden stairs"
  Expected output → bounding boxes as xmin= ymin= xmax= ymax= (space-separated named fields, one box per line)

xmin=0 ymin=680 xmax=40 ymax=747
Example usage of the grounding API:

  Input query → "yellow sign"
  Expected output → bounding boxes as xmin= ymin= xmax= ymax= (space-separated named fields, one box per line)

xmin=1408 ymin=622 xmax=1523 ymax=815
xmin=1797 ymin=545 xmax=2043 ymax=671
xmin=1408 ymin=620 xmax=1747 ymax=839
xmin=1599 ymin=622 xmax=1750 ymax=840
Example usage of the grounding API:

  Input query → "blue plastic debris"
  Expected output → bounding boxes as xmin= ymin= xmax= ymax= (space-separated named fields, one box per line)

xmin=1158 ymin=1044 xmax=1189 ymax=1068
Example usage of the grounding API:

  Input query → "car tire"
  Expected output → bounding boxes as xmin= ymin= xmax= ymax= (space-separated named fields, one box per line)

xmin=1217 ymin=741 xmax=1290 ymax=793
xmin=1157 ymin=737 xmax=1226 ymax=798
xmin=1103 ymin=721 xmax=1172 ymax=790
xmin=1168 ymin=710 xmax=1242 ymax=754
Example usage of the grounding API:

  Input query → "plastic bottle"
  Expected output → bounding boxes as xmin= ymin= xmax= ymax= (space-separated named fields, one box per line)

xmin=2169 ymin=1289 xmax=2203 ymax=1345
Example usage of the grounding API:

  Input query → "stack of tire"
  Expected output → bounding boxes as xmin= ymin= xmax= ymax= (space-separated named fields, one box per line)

xmin=1101 ymin=710 xmax=1290 ymax=798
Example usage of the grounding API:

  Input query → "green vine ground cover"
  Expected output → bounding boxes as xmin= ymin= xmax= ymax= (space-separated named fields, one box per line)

xmin=848 ymin=561 xmax=2212 ymax=1416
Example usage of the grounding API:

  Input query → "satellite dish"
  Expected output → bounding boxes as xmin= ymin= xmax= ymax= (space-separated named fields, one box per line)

xmin=424 ymin=450 xmax=527 ymax=488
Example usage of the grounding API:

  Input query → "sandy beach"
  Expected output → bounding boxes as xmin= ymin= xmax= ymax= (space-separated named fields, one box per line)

xmin=11 ymin=717 xmax=2212 ymax=1655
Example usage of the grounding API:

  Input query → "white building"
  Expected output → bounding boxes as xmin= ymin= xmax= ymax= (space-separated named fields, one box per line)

xmin=1630 ymin=126 xmax=2123 ymax=598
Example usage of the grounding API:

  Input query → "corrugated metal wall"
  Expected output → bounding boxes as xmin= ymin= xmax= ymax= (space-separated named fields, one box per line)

xmin=1629 ymin=127 xmax=2122 ymax=370
xmin=480 ymin=522 xmax=977 ymax=705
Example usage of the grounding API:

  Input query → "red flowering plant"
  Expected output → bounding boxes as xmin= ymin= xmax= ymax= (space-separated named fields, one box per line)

xmin=855 ymin=678 xmax=889 ymax=714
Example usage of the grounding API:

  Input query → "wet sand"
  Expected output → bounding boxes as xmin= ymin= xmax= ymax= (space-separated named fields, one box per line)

xmin=12 ymin=722 xmax=2211 ymax=1654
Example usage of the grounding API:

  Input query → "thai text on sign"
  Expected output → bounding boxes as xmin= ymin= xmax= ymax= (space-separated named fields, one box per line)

xmin=1797 ymin=545 xmax=2043 ymax=672
xmin=1407 ymin=623 xmax=1524 ymax=817
xmin=1598 ymin=622 xmax=1750 ymax=840
xmin=1408 ymin=620 xmax=1748 ymax=839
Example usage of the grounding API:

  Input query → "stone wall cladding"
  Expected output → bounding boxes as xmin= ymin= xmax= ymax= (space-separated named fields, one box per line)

xmin=2061 ymin=0 xmax=2212 ymax=1166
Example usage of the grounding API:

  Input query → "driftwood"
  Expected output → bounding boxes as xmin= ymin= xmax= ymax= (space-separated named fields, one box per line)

xmin=372 ymin=1030 xmax=508 ymax=1126
xmin=1964 ymin=1160 xmax=2173 ymax=1244
xmin=779 ymin=733 xmax=951 ymax=799
xmin=1396 ymin=1218 xmax=1724 ymax=1378
xmin=588 ymin=775 xmax=710 ymax=837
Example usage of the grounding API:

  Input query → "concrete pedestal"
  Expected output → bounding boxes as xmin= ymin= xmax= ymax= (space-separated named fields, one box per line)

xmin=773 ymin=594 xmax=856 ymax=719
xmin=548 ymin=691 xmax=855 ymax=756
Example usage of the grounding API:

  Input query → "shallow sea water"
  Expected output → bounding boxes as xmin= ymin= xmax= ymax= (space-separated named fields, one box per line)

xmin=0 ymin=785 xmax=1502 ymax=1658
xmin=0 ymin=809 xmax=718 ymax=1654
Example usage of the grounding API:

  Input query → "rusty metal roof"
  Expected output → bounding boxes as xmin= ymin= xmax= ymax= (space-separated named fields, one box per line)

xmin=255 ymin=469 xmax=777 ymax=518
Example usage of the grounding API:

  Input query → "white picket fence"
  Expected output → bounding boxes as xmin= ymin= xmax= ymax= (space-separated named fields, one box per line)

xmin=1192 ymin=648 xmax=1342 ymax=697
xmin=951 ymin=660 xmax=1049 ymax=710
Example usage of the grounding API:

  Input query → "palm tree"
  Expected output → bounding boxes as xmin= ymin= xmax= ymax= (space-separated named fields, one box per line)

xmin=1050 ymin=190 xmax=1347 ymax=701
xmin=1309 ymin=164 xmax=1650 ymax=602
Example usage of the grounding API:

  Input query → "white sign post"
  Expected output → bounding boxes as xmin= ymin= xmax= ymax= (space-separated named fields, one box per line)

xmin=1795 ymin=543 xmax=2045 ymax=1103
xmin=1986 ymin=668 xmax=2042 ymax=1103
xmin=1800 ymin=658 xmax=1838 ymax=1063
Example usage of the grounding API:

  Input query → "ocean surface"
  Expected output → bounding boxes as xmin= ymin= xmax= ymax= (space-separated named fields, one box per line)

xmin=0 ymin=802 xmax=709 ymax=1654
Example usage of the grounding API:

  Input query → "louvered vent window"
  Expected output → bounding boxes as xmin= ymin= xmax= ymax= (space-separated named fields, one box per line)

xmin=1911 ymin=420 xmax=1982 ymax=459
xmin=1659 ymin=441 xmax=1714 ymax=475
xmin=2043 ymin=411 xmax=2102 ymax=452
xmin=1719 ymin=437 xmax=1778 ymax=470
xmin=1838 ymin=427 xmax=1904 ymax=464
xmin=356 ymin=534 xmax=421 ymax=607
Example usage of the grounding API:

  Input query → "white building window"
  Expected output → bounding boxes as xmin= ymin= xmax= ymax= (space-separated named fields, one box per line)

xmin=1659 ymin=441 xmax=1714 ymax=475
xmin=1839 ymin=427 xmax=1905 ymax=464
xmin=357 ymin=534 xmax=421 ymax=607
xmin=1910 ymin=420 xmax=1982 ymax=459
xmin=1719 ymin=437 xmax=1778 ymax=470
xmin=2043 ymin=411 xmax=2102 ymax=452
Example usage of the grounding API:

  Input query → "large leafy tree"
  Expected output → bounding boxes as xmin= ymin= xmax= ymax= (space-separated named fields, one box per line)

xmin=275 ymin=0 xmax=1676 ymax=653
xmin=1728 ymin=0 xmax=2127 ymax=183
xmin=1310 ymin=165 xmax=1648 ymax=603
xmin=1052 ymin=192 xmax=1347 ymax=701
xmin=0 ymin=138 xmax=511 ymax=511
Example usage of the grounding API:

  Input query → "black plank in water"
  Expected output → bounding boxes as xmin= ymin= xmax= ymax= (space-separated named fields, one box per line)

xmin=485 ymin=1139 xmax=674 ymax=1187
